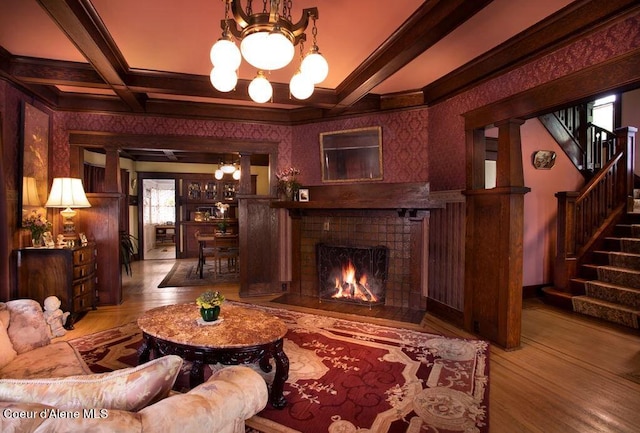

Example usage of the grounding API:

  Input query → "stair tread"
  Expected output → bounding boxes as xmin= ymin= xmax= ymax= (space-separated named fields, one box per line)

xmin=583 ymin=264 xmax=640 ymax=273
xmin=605 ymin=236 xmax=640 ymax=241
xmin=573 ymin=295 xmax=640 ymax=312
xmin=584 ymin=280 xmax=640 ymax=293
xmin=594 ymin=250 xmax=640 ymax=258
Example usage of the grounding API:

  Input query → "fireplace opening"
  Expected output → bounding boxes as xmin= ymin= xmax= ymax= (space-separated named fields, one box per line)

xmin=316 ymin=243 xmax=388 ymax=306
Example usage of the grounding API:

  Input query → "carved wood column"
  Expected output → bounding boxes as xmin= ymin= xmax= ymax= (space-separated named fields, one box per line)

xmin=103 ymin=146 xmax=121 ymax=193
xmin=464 ymin=119 xmax=529 ymax=350
xmin=68 ymin=146 xmax=84 ymax=178
xmin=238 ymin=153 xmax=251 ymax=195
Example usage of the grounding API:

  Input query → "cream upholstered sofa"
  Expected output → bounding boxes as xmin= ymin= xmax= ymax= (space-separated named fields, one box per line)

xmin=0 ymin=299 xmax=268 ymax=433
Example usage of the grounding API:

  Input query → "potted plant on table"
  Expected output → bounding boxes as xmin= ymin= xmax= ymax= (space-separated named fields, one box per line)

xmin=196 ymin=290 xmax=225 ymax=322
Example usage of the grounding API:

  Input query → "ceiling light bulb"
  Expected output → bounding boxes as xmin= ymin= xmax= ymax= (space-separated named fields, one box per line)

xmin=290 ymin=70 xmax=314 ymax=100
xmin=210 ymin=67 xmax=238 ymax=92
xmin=241 ymin=30 xmax=294 ymax=71
xmin=221 ymin=163 xmax=236 ymax=174
xmin=265 ymin=30 xmax=295 ymax=69
xmin=232 ymin=170 xmax=241 ymax=180
xmin=214 ymin=169 xmax=223 ymax=180
xmin=248 ymin=72 xmax=273 ymax=103
xmin=300 ymin=46 xmax=329 ymax=84
xmin=210 ymin=38 xmax=241 ymax=71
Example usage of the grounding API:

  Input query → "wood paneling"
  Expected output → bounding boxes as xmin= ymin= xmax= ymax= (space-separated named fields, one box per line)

xmin=79 ymin=193 xmax=121 ymax=306
xmin=238 ymin=197 xmax=281 ymax=297
xmin=427 ymin=192 xmax=466 ymax=312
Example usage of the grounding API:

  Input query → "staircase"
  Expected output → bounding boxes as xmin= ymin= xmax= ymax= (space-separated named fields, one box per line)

xmin=570 ymin=201 xmax=640 ymax=329
xmin=543 ymin=120 xmax=638 ymax=330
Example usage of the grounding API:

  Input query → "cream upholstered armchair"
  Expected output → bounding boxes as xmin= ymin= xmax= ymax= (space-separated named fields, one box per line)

xmin=0 ymin=299 xmax=268 ymax=433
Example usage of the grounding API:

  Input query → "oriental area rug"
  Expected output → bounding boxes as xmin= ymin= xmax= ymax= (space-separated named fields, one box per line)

xmin=69 ymin=302 xmax=490 ymax=433
xmin=157 ymin=259 xmax=239 ymax=287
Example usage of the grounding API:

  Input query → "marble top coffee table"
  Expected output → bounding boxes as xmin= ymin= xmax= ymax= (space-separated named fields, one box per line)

xmin=137 ymin=302 xmax=289 ymax=408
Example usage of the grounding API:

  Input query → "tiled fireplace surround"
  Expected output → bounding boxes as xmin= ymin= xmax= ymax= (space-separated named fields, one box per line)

xmin=279 ymin=183 xmax=442 ymax=311
xmin=297 ymin=211 xmax=425 ymax=309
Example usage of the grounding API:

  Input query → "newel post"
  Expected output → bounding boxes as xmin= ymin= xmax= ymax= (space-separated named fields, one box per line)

xmin=616 ymin=126 xmax=637 ymax=205
xmin=554 ymin=191 xmax=579 ymax=291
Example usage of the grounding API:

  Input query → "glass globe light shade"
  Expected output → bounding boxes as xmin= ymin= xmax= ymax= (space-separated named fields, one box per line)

xmin=221 ymin=163 xmax=236 ymax=174
xmin=210 ymin=38 xmax=241 ymax=70
xmin=300 ymin=48 xmax=329 ymax=84
xmin=210 ymin=68 xmax=238 ymax=92
xmin=214 ymin=169 xmax=224 ymax=180
xmin=241 ymin=30 xmax=294 ymax=70
xmin=248 ymin=72 xmax=273 ymax=103
xmin=232 ymin=169 xmax=241 ymax=180
xmin=290 ymin=70 xmax=314 ymax=100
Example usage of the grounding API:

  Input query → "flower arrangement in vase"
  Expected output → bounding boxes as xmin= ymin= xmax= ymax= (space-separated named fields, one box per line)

xmin=276 ymin=166 xmax=301 ymax=200
xmin=195 ymin=290 xmax=225 ymax=322
xmin=23 ymin=210 xmax=52 ymax=247
xmin=215 ymin=201 xmax=229 ymax=217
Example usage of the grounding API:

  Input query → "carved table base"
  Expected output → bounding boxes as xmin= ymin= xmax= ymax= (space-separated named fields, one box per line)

xmin=136 ymin=303 xmax=289 ymax=409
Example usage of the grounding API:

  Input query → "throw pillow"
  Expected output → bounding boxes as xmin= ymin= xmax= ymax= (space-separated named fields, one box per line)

xmin=0 ymin=355 xmax=183 ymax=412
xmin=5 ymin=299 xmax=51 ymax=354
xmin=0 ymin=304 xmax=17 ymax=369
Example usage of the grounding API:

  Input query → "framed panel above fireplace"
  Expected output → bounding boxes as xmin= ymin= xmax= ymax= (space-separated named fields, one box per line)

xmin=320 ymin=126 xmax=382 ymax=183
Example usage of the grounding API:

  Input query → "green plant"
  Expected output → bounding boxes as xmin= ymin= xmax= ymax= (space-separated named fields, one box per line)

xmin=217 ymin=220 xmax=228 ymax=233
xmin=120 ymin=231 xmax=138 ymax=276
xmin=196 ymin=290 xmax=225 ymax=309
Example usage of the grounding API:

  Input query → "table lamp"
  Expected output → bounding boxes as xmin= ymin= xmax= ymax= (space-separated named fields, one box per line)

xmin=45 ymin=177 xmax=91 ymax=240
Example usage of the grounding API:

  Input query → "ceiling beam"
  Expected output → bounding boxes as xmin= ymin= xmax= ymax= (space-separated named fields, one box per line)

xmin=423 ymin=0 xmax=640 ymax=105
xmin=330 ymin=0 xmax=494 ymax=113
xmin=36 ymin=0 xmax=146 ymax=112
xmin=9 ymin=56 xmax=106 ymax=88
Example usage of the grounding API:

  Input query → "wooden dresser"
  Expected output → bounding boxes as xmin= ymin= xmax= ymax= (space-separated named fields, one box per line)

xmin=15 ymin=242 xmax=97 ymax=329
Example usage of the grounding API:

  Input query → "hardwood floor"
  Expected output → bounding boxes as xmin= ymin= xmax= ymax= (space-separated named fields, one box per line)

xmin=60 ymin=259 xmax=640 ymax=433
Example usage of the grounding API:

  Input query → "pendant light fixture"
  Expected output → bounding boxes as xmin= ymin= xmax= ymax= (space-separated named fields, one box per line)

xmin=209 ymin=0 xmax=328 ymax=103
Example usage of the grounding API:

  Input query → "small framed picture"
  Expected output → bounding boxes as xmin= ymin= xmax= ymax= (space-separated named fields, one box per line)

xmin=79 ymin=233 xmax=88 ymax=245
xmin=298 ymin=188 xmax=309 ymax=202
xmin=42 ymin=231 xmax=55 ymax=247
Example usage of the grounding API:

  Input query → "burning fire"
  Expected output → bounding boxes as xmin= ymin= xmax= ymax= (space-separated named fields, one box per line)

xmin=332 ymin=260 xmax=378 ymax=302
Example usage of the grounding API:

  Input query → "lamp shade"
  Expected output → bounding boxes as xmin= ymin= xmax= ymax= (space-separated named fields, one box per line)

xmin=248 ymin=72 xmax=273 ymax=103
xmin=300 ymin=47 xmax=329 ymax=84
xmin=221 ymin=163 xmax=237 ymax=174
xmin=22 ymin=177 xmax=42 ymax=207
xmin=210 ymin=67 xmax=238 ymax=92
xmin=45 ymin=178 xmax=91 ymax=208
xmin=210 ymin=37 xmax=241 ymax=71
xmin=290 ymin=70 xmax=314 ymax=100
xmin=241 ymin=30 xmax=294 ymax=71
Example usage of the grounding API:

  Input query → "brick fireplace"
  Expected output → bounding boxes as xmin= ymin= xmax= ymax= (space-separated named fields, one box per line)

xmin=275 ymin=182 xmax=443 ymax=310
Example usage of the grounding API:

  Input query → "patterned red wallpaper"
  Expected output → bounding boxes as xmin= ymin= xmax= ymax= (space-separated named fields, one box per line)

xmin=2 ymin=13 xmax=638 ymax=193
xmin=292 ymin=109 xmax=429 ymax=186
xmin=428 ymin=13 xmax=640 ymax=190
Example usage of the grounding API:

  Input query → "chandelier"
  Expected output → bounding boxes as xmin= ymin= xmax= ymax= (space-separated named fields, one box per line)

xmin=209 ymin=0 xmax=328 ymax=103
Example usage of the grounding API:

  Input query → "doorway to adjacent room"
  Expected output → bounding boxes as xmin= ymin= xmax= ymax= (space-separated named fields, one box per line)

xmin=142 ymin=178 xmax=176 ymax=260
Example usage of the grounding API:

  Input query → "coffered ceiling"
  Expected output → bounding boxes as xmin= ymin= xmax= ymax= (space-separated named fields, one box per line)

xmin=0 ymin=0 xmax=584 ymax=123
xmin=2 ymin=1 xmax=635 ymax=164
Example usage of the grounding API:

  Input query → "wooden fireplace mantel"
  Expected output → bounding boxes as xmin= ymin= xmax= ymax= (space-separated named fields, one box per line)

xmin=271 ymin=182 xmax=444 ymax=213
xmin=277 ymin=181 xmax=434 ymax=311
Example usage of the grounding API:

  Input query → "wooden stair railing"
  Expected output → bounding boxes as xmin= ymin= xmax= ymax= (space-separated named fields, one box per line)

xmin=554 ymin=127 xmax=636 ymax=292
xmin=539 ymin=102 xmax=617 ymax=176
